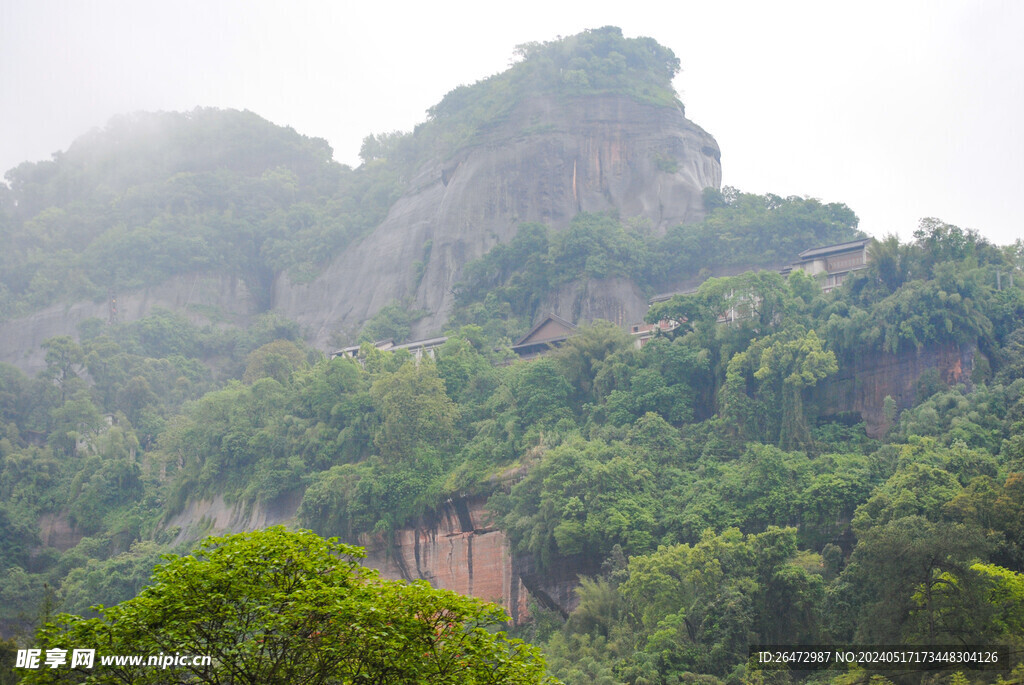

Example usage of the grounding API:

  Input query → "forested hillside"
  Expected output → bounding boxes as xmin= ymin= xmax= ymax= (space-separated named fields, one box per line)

xmin=3 ymin=205 xmax=1023 ymax=682
xmin=2 ymin=24 xmax=1024 ymax=685
xmin=450 ymin=189 xmax=860 ymax=344
xmin=0 ymin=107 xmax=401 ymax=320
xmin=0 ymin=27 xmax=706 ymax=334
xmin=1 ymin=27 xmax=725 ymax=359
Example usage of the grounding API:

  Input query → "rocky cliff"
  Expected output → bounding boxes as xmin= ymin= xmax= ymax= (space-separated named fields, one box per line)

xmin=273 ymin=95 xmax=721 ymax=346
xmin=360 ymin=497 xmax=595 ymax=624
xmin=0 ymin=94 xmax=719 ymax=369
xmin=361 ymin=499 xmax=528 ymax=623
xmin=812 ymin=342 xmax=976 ymax=437
xmin=159 ymin=493 xmax=585 ymax=625
xmin=0 ymin=272 xmax=257 ymax=375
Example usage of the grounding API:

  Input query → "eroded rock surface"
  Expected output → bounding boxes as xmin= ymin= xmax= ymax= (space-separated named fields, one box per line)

xmin=275 ymin=95 xmax=721 ymax=346
xmin=813 ymin=342 xmax=976 ymax=437
xmin=360 ymin=497 xmax=589 ymax=624
xmin=0 ymin=273 xmax=256 ymax=375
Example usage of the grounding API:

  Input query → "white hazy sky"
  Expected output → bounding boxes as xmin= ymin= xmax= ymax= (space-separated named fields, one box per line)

xmin=2 ymin=0 xmax=1022 ymax=245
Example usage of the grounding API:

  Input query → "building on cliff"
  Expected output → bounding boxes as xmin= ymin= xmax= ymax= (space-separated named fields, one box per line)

xmin=781 ymin=238 xmax=871 ymax=292
xmin=333 ymin=336 xmax=449 ymax=362
xmin=333 ymin=240 xmax=871 ymax=365
xmin=629 ymin=319 xmax=681 ymax=347
xmin=509 ymin=314 xmax=577 ymax=360
xmin=651 ymin=238 xmax=874 ymax=316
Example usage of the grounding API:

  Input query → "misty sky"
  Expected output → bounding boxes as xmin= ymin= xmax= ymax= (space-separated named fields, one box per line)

xmin=2 ymin=0 xmax=1022 ymax=245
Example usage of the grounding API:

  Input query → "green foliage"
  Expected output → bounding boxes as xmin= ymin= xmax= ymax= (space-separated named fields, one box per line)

xmin=721 ymin=327 xmax=837 ymax=448
xmin=452 ymin=214 xmax=648 ymax=344
xmin=370 ymin=360 xmax=459 ymax=461
xmin=543 ymin=527 xmax=822 ymax=681
xmin=24 ymin=528 xmax=555 ymax=684
xmin=821 ymin=220 xmax=1018 ymax=360
xmin=414 ymin=27 xmax=682 ymax=164
xmin=242 ymin=339 xmax=309 ymax=384
xmin=0 ymin=637 xmax=17 ymax=685
xmin=969 ymin=562 xmax=1024 ymax=637
xmin=57 ymin=541 xmax=166 ymax=617
xmin=1 ymin=109 xmax=401 ymax=319
xmin=358 ymin=301 xmax=421 ymax=344
xmin=508 ymin=358 xmax=575 ymax=430
xmin=945 ymin=472 xmax=1024 ymax=572
xmin=498 ymin=437 xmax=659 ymax=565
xmin=0 ymin=502 xmax=38 ymax=570
xmin=3 ymin=103 xmax=1024 ymax=685
xmin=830 ymin=516 xmax=990 ymax=643
xmin=453 ymin=195 xmax=861 ymax=350
xmin=505 ymin=27 xmax=681 ymax=106
xmin=649 ymin=187 xmax=862 ymax=285
xmin=895 ymin=380 xmax=1024 ymax=454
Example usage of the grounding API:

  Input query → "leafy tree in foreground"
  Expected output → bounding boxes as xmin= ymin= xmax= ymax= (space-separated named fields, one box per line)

xmin=24 ymin=527 xmax=555 ymax=684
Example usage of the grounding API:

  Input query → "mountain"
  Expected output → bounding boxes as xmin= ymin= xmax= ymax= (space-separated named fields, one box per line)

xmin=0 ymin=27 xmax=719 ymax=370
xmin=3 ymin=27 xmax=1024 ymax=684
xmin=277 ymin=93 xmax=720 ymax=346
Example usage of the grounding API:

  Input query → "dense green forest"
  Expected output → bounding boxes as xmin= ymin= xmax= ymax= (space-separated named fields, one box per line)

xmin=3 ymin=202 xmax=1024 ymax=682
xmin=450 ymin=189 xmax=861 ymax=344
xmin=3 ymin=25 xmax=1024 ymax=685
xmin=0 ymin=107 xmax=402 ymax=319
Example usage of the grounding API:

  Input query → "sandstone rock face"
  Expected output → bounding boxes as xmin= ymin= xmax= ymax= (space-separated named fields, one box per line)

xmin=812 ymin=342 xmax=975 ymax=437
xmin=0 ymin=95 xmax=718 ymax=367
xmin=0 ymin=272 xmax=257 ymax=375
xmin=361 ymin=498 xmax=530 ymax=624
xmin=164 ymin=493 xmax=578 ymax=625
xmin=274 ymin=95 xmax=721 ymax=346
xmin=360 ymin=497 xmax=590 ymax=624
xmin=37 ymin=513 xmax=84 ymax=552
xmin=163 ymin=490 xmax=303 ymax=547
xmin=544 ymin=277 xmax=650 ymax=329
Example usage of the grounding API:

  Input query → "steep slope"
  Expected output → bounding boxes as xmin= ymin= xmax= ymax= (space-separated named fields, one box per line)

xmin=0 ymin=273 xmax=257 ymax=375
xmin=0 ymin=108 xmax=351 ymax=372
xmin=0 ymin=28 xmax=719 ymax=367
xmin=274 ymin=94 xmax=721 ymax=345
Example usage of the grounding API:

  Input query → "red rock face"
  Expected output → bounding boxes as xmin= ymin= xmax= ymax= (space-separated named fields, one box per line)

xmin=361 ymin=498 xmax=532 ymax=623
xmin=157 ymin=491 xmax=588 ymax=624
xmin=812 ymin=342 xmax=976 ymax=437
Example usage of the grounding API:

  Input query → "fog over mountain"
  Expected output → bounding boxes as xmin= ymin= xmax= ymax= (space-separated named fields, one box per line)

xmin=3 ymin=1 xmax=1023 ymax=244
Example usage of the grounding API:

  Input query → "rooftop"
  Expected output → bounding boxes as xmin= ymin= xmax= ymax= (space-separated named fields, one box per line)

xmin=796 ymin=238 xmax=871 ymax=260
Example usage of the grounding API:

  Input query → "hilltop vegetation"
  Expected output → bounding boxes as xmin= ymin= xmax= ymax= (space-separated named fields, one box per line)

xmin=0 ymin=108 xmax=401 ymax=319
xmin=361 ymin=26 xmax=684 ymax=172
xmin=0 ymin=27 xmax=690 ymax=327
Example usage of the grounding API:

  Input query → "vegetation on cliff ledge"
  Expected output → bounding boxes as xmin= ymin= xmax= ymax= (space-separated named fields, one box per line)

xmin=451 ymin=189 xmax=861 ymax=345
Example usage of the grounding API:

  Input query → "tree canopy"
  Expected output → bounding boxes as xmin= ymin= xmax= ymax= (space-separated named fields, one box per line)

xmin=23 ymin=527 xmax=555 ymax=684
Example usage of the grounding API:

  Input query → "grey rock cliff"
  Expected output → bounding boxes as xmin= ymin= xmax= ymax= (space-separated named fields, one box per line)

xmin=0 ymin=273 xmax=256 ymax=375
xmin=274 ymin=94 xmax=721 ymax=346
xmin=544 ymin=277 xmax=651 ymax=329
